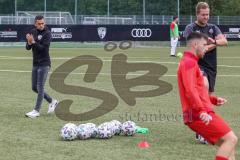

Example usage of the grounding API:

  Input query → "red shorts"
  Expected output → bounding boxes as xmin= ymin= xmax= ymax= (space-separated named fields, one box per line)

xmin=187 ymin=112 xmax=231 ymax=145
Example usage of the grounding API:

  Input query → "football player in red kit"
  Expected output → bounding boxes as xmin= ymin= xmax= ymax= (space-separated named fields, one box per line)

xmin=177 ymin=32 xmax=238 ymax=160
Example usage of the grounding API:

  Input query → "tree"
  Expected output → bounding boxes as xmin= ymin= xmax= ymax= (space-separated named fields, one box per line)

xmin=0 ymin=0 xmax=240 ymax=16
xmin=0 ymin=0 xmax=14 ymax=14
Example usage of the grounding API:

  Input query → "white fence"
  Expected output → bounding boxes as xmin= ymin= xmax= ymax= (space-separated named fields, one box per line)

xmin=0 ymin=11 xmax=74 ymax=25
xmin=1 ymin=13 xmax=240 ymax=25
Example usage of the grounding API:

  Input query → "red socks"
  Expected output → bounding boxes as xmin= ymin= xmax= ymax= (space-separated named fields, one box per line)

xmin=215 ymin=156 xmax=228 ymax=160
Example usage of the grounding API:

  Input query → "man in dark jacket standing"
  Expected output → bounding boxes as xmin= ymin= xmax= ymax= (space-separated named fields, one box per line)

xmin=25 ymin=15 xmax=58 ymax=118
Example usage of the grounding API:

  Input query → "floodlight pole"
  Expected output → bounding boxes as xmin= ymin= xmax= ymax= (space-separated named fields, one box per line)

xmin=177 ymin=0 xmax=180 ymax=24
xmin=15 ymin=0 xmax=17 ymax=15
xmin=75 ymin=0 xmax=77 ymax=24
xmin=143 ymin=0 xmax=145 ymax=24
xmin=107 ymin=0 xmax=110 ymax=16
xmin=107 ymin=0 xmax=110 ymax=24
xmin=44 ymin=0 xmax=46 ymax=17
xmin=15 ymin=0 xmax=18 ymax=24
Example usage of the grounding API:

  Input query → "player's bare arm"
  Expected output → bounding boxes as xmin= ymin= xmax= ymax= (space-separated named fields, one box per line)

xmin=205 ymin=34 xmax=227 ymax=52
xmin=205 ymin=44 xmax=216 ymax=52
xmin=204 ymin=37 xmax=216 ymax=52
xmin=215 ymin=34 xmax=228 ymax=46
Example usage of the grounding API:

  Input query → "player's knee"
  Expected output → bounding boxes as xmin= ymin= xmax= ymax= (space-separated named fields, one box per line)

xmin=224 ymin=132 xmax=238 ymax=145
xmin=230 ymin=134 xmax=238 ymax=145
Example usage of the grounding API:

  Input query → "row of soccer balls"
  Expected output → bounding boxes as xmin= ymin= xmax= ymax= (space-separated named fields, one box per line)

xmin=60 ymin=120 xmax=137 ymax=140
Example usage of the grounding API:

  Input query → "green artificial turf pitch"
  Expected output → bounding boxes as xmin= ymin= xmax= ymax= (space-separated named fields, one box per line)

xmin=0 ymin=45 xmax=239 ymax=160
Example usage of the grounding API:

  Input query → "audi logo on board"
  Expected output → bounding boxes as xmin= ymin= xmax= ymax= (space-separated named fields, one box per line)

xmin=131 ymin=28 xmax=152 ymax=38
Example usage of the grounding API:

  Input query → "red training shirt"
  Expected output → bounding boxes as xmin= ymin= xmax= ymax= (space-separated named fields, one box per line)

xmin=170 ymin=22 xmax=175 ymax=30
xmin=177 ymin=52 xmax=218 ymax=124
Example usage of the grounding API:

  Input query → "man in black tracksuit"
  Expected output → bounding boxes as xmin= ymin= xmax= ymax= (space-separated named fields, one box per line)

xmin=25 ymin=15 xmax=58 ymax=118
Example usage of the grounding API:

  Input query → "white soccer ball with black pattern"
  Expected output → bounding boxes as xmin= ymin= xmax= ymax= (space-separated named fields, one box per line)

xmin=97 ymin=122 xmax=114 ymax=139
xmin=105 ymin=122 xmax=115 ymax=135
xmin=85 ymin=123 xmax=98 ymax=138
xmin=76 ymin=124 xmax=92 ymax=140
xmin=60 ymin=123 xmax=77 ymax=141
xmin=110 ymin=120 xmax=122 ymax=135
xmin=121 ymin=121 xmax=136 ymax=136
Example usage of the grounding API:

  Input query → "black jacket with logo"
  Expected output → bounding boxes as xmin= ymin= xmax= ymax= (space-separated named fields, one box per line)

xmin=26 ymin=27 xmax=52 ymax=67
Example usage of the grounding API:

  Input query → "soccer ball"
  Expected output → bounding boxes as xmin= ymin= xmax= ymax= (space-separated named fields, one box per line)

xmin=76 ymin=124 xmax=92 ymax=140
xmin=121 ymin=121 xmax=137 ymax=136
xmin=110 ymin=120 xmax=122 ymax=135
xmin=97 ymin=122 xmax=114 ymax=139
xmin=60 ymin=123 xmax=77 ymax=141
xmin=105 ymin=122 xmax=115 ymax=135
xmin=176 ymin=52 xmax=183 ymax=58
xmin=85 ymin=123 xmax=98 ymax=138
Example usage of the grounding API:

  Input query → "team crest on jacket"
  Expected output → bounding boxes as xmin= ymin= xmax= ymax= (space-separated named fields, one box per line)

xmin=38 ymin=35 xmax=42 ymax=40
xmin=209 ymin=28 xmax=214 ymax=34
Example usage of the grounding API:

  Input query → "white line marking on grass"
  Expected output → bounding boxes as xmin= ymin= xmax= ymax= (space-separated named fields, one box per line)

xmin=1 ymin=56 xmax=240 ymax=68
xmin=218 ymin=65 xmax=240 ymax=68
xmin=0 ymin=69 xmax=31 ymax=73
xmin=219 ymin=57 xmax=240 ymax=59
xmin=1 ymin=55 xmax=240 ymax=60
xmin=0 ymin=69 xmax=240 ymax=77
xmin=0 ymin=56 xmax=179 ymax=64
xmin=0 ymin=56 xmax=168 ymax=60
xmin=2 ymin=57 xmax=240 ymax=68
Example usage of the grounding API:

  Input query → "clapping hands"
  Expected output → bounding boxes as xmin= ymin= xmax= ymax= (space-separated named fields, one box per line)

xmin=26 ymin=34 xmax=34 ymax=45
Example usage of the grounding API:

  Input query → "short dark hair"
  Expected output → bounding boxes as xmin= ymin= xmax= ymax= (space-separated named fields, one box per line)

xmin=173 ymin=16 xmax=178 ymax=21
xmin=186 ymin=32 xmax=208 ymax=42
xmin=35 ymin=15 xmax=44 ymax=22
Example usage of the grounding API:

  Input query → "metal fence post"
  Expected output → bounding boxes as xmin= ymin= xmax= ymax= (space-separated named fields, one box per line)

xmin=75 ymin=0 xmax=77 ymax=24
xmin=44 ymin=0 xmax=46 ymax=18
xmin=143 ymin=0 xmax=145 ymax=24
